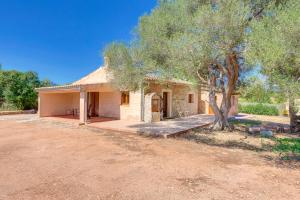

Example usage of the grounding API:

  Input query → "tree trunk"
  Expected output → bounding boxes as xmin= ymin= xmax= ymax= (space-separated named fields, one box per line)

xmin=208 ymin=70 xmax=232 ymax=131
xmin=202 ymin=53 xmax=239 ymax=131
xmin=209 ymin=95 xmax=232 ymax=131
xmin=289 ymin=98 xmax=300 ymax=133
xmin=209 ymin=90 xmax=225 ymax=130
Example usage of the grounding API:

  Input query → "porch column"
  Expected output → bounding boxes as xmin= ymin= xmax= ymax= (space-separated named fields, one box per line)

xmin=79 ymin=90 xmax=87 ymax=124
xmin=37 ymin=93 xmax=41 ymax=117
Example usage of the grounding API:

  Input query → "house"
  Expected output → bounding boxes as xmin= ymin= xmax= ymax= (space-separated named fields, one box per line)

xmin=36 ymin=57 xmax=239 ymax=124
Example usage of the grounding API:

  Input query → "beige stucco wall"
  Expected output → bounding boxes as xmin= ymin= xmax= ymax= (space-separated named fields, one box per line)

xmin=39 ymin=92 xmax=80 ymax=117
xmin=98 ymin=92 xmax=121 ymax=119
xmin=200 ymin=90 xmax=239 ymax=116
xmin=120 ymin=91 xmax=142 ymax=121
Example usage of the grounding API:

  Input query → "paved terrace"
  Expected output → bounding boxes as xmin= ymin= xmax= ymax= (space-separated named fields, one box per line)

xmin=42 ymin=114 xmax=214 ymax=138
xmin=0 ymin=114 xmax=214 ymax=137
xmin=87 ymin=114 xmax=214 ymax=138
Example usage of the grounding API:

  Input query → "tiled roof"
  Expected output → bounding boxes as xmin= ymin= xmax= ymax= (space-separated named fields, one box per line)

xmin=72 ymin=66 xmax=112 ymax=85
xmin=36 ymin=65 xmax=195 ymax=91
xmin=144 ymin=74 xmax=193 ymax=85
xmin=36 ymin=83 xmax=103 ymax=91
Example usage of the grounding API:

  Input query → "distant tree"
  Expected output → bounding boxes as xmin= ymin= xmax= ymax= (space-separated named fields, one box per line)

xmin=40 ymin=78 xmax=55 ymax=87
xmin=1 ymin=71 xmax=39 ymax=110
xmin=241 ymin=77 xmax=272 ymax=103
xmin=247 ymin=0 xmax=300 ymax=132
xmin=0 ymin=69 xmax=54 ymax=110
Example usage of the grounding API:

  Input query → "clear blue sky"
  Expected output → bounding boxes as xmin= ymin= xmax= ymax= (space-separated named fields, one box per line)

xmin=0 ymin=0 xmax=156 ymax=84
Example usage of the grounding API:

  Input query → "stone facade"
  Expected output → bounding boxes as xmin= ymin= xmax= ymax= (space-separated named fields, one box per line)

xmin=120 ymin=91 xmax=142 ymax=121
xmin=143 ymin=82 xmax=199 ymax=122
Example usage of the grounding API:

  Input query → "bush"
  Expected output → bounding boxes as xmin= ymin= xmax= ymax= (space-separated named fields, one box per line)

xmin=0 ymin=103 xmax=18 ymax=111
xmin=273 ymin=138 xmax=300 ymax=154
xmin=0 ymin=70 xmax=53 ymax=110
xmin=239 ymin=103 xmax=279 ymax=116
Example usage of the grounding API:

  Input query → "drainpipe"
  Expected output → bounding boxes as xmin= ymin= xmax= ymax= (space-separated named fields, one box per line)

xmin=140 ymin=82 xmax=145 ymax=122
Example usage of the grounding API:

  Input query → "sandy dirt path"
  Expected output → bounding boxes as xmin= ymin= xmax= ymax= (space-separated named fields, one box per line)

xmin=0 ymin=116 xmax=299 ymax=200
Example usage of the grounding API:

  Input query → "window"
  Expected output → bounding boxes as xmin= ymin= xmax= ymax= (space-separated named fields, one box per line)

xmin=188 ymin=94 xmax=194 ymax=103
xmin=121 ymin=92 xmax=129 ymax=105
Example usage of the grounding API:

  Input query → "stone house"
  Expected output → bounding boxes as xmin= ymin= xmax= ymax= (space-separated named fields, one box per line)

xmin=36 ymin=58 xmax=239 ymax=124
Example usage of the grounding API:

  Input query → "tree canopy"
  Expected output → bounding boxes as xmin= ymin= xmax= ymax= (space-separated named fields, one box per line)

xmin=247 ymin=0 xmax=300 ymax=131
xmin=104 ymin=0 xmax=298 ymax=131
xmin=0 ymin=70 xmax=54 ymax=110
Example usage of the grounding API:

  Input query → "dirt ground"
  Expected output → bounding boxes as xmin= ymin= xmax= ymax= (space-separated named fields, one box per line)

xmin=0 ymin=115 xmax=299 ymax=200
xmin=239 ymin=113 xmax=290 ymax=125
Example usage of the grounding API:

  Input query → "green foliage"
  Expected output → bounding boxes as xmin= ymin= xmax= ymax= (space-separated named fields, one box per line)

xmin=241 ymin=76 xmax=272 ymax=103
xmin=246 ymin=0 xmax=300 ymax=100
xmin=139 ymin=0 xmax=252 ymax=82
xmin=40 ymin=79 xmax=55 ymax=87
xmin=273 ymin=138 xmax=300 ymax=154
xmin=0 ymin=70 xmax=54 ymax=110
xmin=104 ymin=0 xmax=295 ymax=130
xmin=104 ymin=42 xmax=147 ymax=91
xmin=0 ymin=102 xmax=18 ymax=111
xmin=229 ymin=118 xmax=262 ymax=127
xmin=239 ymin=103 xmax=279 ymax=116
xmin=105 ymin=0 xmax=258 ymax=90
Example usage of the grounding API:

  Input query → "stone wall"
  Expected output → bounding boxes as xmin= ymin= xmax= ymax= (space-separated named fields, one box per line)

xmin=146 ymin=82 xmax=199 ymax=118
xmin=120 ymin=91 xmax=142 ymax=121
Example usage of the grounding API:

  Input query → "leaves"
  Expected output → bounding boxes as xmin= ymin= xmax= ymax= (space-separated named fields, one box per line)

xmin=0 ymin=70 xmax=54 ymax=110
xmin=246 ymin=0 xmax=300 ymax=98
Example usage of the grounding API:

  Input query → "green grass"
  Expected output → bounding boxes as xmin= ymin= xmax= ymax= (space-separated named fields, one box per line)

xmin=229 ymin=119 xmax=262 ymax=127
xmin=273 ymin=138 xmax=300 ymax=154
xmin=239 ymin=103 xmax=279 ymax=116
xmin=0 ymin=103 xmax=18 ymax=111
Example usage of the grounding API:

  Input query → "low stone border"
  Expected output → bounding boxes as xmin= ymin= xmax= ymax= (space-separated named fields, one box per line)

xmin=0 ymin=110 xmax=36 ymax=116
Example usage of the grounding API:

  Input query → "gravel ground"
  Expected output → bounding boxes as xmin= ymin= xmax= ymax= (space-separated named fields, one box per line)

xmin=0 ymin=115 xmax=299 ymax=200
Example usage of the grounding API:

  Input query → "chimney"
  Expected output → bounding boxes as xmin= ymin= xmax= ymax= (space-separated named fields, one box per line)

xmin=104 ymin=56 xmax=110 ymax=68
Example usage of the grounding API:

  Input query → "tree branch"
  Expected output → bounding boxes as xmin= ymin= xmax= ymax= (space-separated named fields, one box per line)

xmin=197 ymin=69 xmax=207 ymax=83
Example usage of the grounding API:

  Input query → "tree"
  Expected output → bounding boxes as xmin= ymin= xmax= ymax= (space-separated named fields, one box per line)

xmin=247 ymin=0 xmax=300 ymax=132
xmin=1 ymin=71 xmax=39 ymax=110
xmin=105 ymin=0 xmax=288 ymax=131
xmin=241 ymin=76 xmax=272 ymax=103
xmin=104 ymin=42 xmax=147 ymax=91
xmin=40 ymin=78 xmax=55 ymax=87
xmin=0 ymin=69 xmax=54 ymax=110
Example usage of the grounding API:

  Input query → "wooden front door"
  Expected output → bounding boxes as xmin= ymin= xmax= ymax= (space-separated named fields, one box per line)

xmin=208 ymin=105 xmax=214 ymax=115
xmin=208 ymin=96 xmax=217 ymax=115
xmin=88 ymin=92 xmax=99 ymax=117
xmin=163 ymin=92 xmax=168 ymax=118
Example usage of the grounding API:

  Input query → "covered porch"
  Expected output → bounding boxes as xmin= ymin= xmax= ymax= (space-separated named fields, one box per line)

xmin=37 ymin=83 xmax=121 ymax=124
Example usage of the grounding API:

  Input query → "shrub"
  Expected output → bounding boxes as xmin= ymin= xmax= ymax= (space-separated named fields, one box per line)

xmin=239 ymin=103 xmax=279 ymax=116
xmin=273 ymin=138 xmax=300 ymax=154
xmin=0 ymin=103 xmax=18 ymax=111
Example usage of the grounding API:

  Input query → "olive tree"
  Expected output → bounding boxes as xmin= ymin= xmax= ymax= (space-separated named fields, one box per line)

xmin=105 ymin=0 xmax=288 ymax=131
xmin=247 ymin=0 xmax=300 ymax=132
